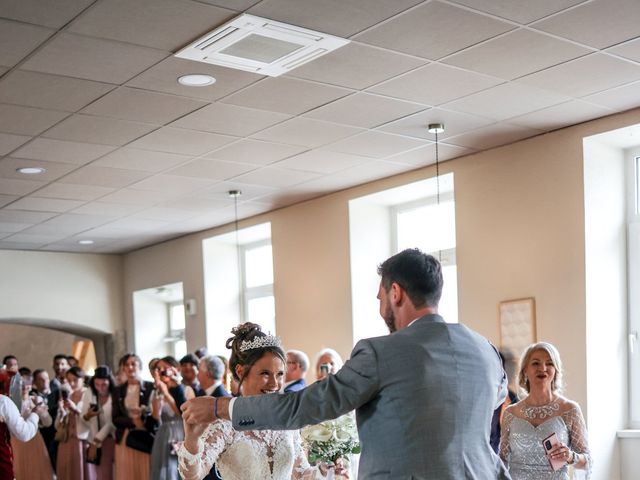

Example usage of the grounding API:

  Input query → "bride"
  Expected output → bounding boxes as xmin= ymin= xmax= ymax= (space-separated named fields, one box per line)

xmin=178 ymin=323 xmax=346 ymax=480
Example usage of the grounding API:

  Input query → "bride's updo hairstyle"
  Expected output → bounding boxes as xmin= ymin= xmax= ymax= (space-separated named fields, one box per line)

xmin=226 ymin=322 xmax=285 ymax=395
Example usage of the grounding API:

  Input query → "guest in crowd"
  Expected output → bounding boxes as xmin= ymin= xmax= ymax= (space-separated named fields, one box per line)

xmin=150 ymin=356 xmax=187 ymax=480
xmin=490 ymin=351 xmax=518 ymax=453
xmin=81 ymin=366 xmax=116 ymax=480
xmin=67 ymin=357 xmax=80 ymax=369
xmin=12 ymin=372 xmax=54 ymax=480
xmin=500 ymin=342 xmax=591 ymax=479
xmin=314 ymin=348 xmax=343 ymax=380
xmin=18 ymin=368 xmax=31 ymax=385
xmin=194 ymin=348 xmax=208 ymax=360
xmin=0 ymin=368 xmax=39 ymax=480
xmin=197 ymin=356 xmax=230 ymax=398
xmin=55 ymin=366 xmax=89 ymax=480
xmin=2 ymin=356 xmax=18 ymax=373
xmin=216 ymin=355 xmax=235 ymax=396
xmin=51 ymin=354 xmax=70 ymax=394
xmin=284 ymin=350 xmax=309 ymax=392
xmin=148 ymin=358 xmax=161 ymax=381
xmin=179 ymin=355 xmax=202 ymax=396
xmin=112 ymin=353 xmax=154 ymax=480
xmin=31 ymin=369 xmax=58 ymax=469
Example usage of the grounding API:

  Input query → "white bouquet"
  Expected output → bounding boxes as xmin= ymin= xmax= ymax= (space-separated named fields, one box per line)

xmin=301 ymin=414 xmax=360 ymax=466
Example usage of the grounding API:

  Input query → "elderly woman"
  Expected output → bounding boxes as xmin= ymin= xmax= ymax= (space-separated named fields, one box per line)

xmin=499 ymin=342 xmax=591 ymax=479
xmin=314 ymin=348 xmax=344 ymax=381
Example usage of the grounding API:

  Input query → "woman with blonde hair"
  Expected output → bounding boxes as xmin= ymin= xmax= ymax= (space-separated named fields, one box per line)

xmin=499 ymin=342 xmax=591 ymax=479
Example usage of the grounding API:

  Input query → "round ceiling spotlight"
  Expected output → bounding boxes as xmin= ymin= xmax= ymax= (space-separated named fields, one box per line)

xmin=178 ymin=74 xmax=216 ymax=87
xmin=78 ymin=239 xmax=94 ymax=245
xmin=427 ymin=123 xmax=445 ymax=134
xmin=16 ymin=166 xmax=46 ymax=175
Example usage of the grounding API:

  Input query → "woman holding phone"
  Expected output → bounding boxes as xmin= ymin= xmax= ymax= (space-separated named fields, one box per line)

xmin=499 ymin=342 xmax=591 ymax=479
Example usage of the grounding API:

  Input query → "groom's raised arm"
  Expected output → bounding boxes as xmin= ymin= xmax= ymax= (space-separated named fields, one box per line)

xmin=183 ymin=339 xmax=380 ymax=430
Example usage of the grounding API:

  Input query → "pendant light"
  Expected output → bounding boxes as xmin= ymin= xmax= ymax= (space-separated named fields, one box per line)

xmin=427 ymin=123 xmax=445 ymax=262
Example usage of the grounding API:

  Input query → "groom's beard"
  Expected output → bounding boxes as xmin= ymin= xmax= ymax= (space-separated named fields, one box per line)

xmin=382 ymin=299 xmax=396 ymax=333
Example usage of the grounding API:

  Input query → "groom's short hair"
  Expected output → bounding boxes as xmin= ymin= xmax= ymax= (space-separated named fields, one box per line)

xmin=377 ymin=248 xmax=443 ymax=308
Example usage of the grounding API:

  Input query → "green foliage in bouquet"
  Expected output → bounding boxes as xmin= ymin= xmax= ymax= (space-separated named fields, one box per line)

xmin=302 ymin=414 xmax=361 ymax=465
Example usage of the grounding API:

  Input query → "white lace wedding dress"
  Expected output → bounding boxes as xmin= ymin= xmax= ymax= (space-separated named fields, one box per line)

xmin=178 ymin=419 xmax=326 ymax=480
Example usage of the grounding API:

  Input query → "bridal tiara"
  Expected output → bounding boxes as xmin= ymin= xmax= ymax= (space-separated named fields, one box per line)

xmin=240 ymin=334 xmax=282 ymax=352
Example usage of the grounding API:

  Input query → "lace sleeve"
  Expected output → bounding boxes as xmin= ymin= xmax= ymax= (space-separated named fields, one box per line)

xmin=178 ymin=420 xmax=233 ymax=480
xmin=292 ymin=430 xmax=326 ymax=480
xmin=562 ymin=404 xmax=592 ymax=476
xmin=499 ymin=409 xmax=514 ymax=464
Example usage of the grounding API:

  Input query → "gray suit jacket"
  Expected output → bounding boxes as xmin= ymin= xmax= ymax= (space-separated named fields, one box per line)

xmin=233 ymin=315 xmax=511 ymax=480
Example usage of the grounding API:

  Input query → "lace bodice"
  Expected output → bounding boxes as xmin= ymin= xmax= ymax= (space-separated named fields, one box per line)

xmin=178 ymin=419 xmax=325 ymax=480
xmin=499 ymin=405 xmax=591 ymax=480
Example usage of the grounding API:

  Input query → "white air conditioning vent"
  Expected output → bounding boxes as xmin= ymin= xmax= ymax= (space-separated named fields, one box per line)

xmin=175 ymin=14 xmax=349 ymax=77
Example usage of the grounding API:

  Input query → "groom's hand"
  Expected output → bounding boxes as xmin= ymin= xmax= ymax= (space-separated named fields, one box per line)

xmin=181 ymin=396 xmax=232 ymax=423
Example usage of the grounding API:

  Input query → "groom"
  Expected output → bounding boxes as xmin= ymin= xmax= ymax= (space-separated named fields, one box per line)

xmin=182 ymin=249 xmax=511 ymax=479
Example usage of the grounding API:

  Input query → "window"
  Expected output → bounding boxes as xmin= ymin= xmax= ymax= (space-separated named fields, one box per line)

xmin=241 ymin=241 xmax=276 ymax=334
xmin=628 ymin=149 xmax=640 ymax=428
xmin=392 ymin=194 xmax=458 ymax=323
xmin=168 ymin=302 xmax=187 ymax=359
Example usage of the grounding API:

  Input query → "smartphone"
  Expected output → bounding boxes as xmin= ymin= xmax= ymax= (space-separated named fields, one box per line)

xmin=319 ymin=364 xmax=331 ymax=376
xmin=542 ymin=432 xmax=565 ymax=471
xmin=90 ymin=403 xmax=99 ymax=412
xmin=60 ymin=389 xmax=69 ymax=401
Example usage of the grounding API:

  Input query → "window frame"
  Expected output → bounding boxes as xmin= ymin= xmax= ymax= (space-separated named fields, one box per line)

xmin=628 ymin=149 xmax=640 ymax=428
xmin=239 ymin=239 xmax=275 ymax=330
xmin=167 ymin=301 xmax=186 ymax=358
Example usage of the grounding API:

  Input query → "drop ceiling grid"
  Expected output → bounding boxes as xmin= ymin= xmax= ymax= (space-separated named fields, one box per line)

xmin=1 ymin=0 xmax=640 ymax=252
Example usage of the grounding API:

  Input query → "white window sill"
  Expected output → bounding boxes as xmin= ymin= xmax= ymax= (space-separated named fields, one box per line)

xmin=617 ymin=430 xmax=640 ymax=438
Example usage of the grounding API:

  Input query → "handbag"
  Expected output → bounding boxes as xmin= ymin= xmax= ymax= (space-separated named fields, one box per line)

xmin=54 ymin=416 xmax=69 ymax=443
xmin=125 ymin=429 xmax=155 ymax=454
xmin=86 ymin=442 xmax=102 ymax=465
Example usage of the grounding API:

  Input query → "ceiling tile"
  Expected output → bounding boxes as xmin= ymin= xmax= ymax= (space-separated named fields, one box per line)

xmin=303 ymin=93 xmax=427 ymax=128
xmin=222 ymin=77 xmax=352 ymax=115
xmin=446 ymin=123 xmax=542 ymax=149
xmin=384 ymin=142 xmax=472 ymax=166
xmin=0 ymin=104 xmax=68 ymax=136
xmin=68 ymin=0 xmax=236 ymax=51
xmin=198 ymin=182 xmax=276 ymax=202
xmin=21 ymin=33 xmax=169 ymax=84
xmin=447 ymin=0 xmax=587 ymax=24
xmin=19 ymin=223 xmax=90 ymax=236
xmin=129 ymin=175 xmax=217 ymax=193
xmin=0 ymin=222 xmax=31 ymax=234
xmin=126 ymin=57 xmax=263 ymax=101
xmin=129 ymin=207 xmax=199 ymax=222
xmin=249 ymin=0 xmax=424 ymax=37
xmin=71 ymin=201 xmax=145 ymax=217
xmin=159 ymin=196 xmax=232 ymax=213
xmin=0 ymin=177 xmax=46 ymax=195
xmin=324 ymin=131 xmax=427 ymax=158
xmin=129 ymin=127 xmax=237 ymax=156
xmin=0 ymin=194 xmax=19 ymax=208
xmin=368 ymin=63 xmax=502 ymax=106
xmin=43 ymin=114 xmax=158 ymax=146
xmin=35 ymin=182 xmax=115 ymax=201
xmin=80 ymin=87 xmax=207 ymax=125
xmin=3 ymin=233 xmax=65 ymax=245
xmin=508 ymin=100 xmax=613 ymax=130
xmin=232 ymin=167 xmax=320 ymax=188
xmin=287 ymin=42 xmax=426 ymax=89
xmin=533 ymin=0 xmax=640 ymax=49
xmin=205 ymin=139 xmax=306 ymax=165
xmin=442 ymin=29 xmax=591 ymax=80
xmin=378 ymin=108 xmax=494 ymax=140
xmin=12 ymin=138 xmax=116 ymax=165
xmin=103 ymin=217 xmax=171 ymax=231
xmin=4 ymin=197 xmax=85 ymax=213
xmin=0 ymin=210 xmax=58 ymax=224
xmin=273 ymin=150 xmax=371 ymax=174
xmin=443 ymin=83 xmax=569 ymax=121
xmin=354 ymin=1 xmax=514 ymax=60
xmin=196 ymin=0 xmax=261 ymax=10
xmin=606 ymin=37 xmax=640 ymax=63
xmin=93 ymin=148 xmax=191 ymax=172
xmin=0 ymin=67 xmax=8 ymax=76
xmin=0 ymin=0 xmax=94 ymax=28
xmin=583 ymin=80 xmax=640 ymax=111
xmin=0 ymin=157 xmax=78 ymax=182
xmin=39 ymin=213 xmax=113 ymax=229
xmin=0 ymin=70 xmax=115 ymax=112
xmin=98 ymin=188 xmax=182 ymax=206
xmin=0 ymin=133 xmax=32 ymax=156
xmin=168 ymin=158 xmax=257 ymax=180
xmin=252 ymin=117 xmax=363 ymax=147
xmin=332 ymin=159 xmax=414 ymax=184
xmin=59 ymin=165 xmax=152 ymax=188
xmin=0 ymin=19 xmax=54 ymax=68
xmin=517 ymin=53 xmax=640 ymax=97
xmin=171 ymin=103 xmax=291 ymax=137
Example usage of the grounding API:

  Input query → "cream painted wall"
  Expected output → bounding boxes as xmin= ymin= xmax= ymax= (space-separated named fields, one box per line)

xmin=0 ymin=250 xmax=124 ymax=334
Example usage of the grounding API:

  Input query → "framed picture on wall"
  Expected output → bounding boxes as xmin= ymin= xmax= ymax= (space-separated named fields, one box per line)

xmin=498 ymin=297 xmax=536 ymax=359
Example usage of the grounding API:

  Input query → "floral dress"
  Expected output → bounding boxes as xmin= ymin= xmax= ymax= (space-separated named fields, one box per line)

xmin=178 ymin=419 xmax=326 ymax=480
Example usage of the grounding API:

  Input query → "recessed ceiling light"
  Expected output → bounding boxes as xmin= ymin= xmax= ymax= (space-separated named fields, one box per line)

xmin=178 ymin=74 xmax=216 ymax=87
xmin=78 ymin=239 xmax=94 ymax=245
xmin=16 ymin=166 xmax=46 ymax=175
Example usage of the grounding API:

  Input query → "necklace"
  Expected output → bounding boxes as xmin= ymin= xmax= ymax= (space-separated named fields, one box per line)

xmin=522 ymin=396 xmax=560 ymax=420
